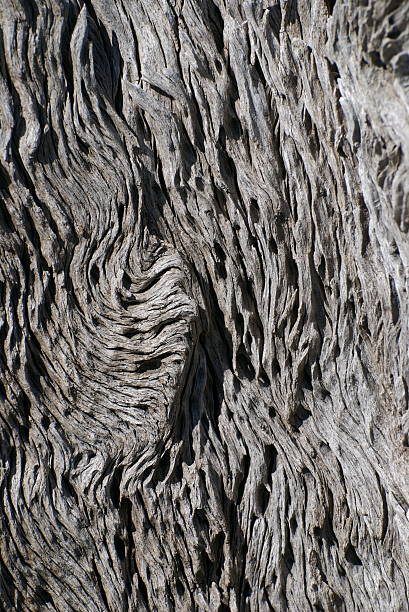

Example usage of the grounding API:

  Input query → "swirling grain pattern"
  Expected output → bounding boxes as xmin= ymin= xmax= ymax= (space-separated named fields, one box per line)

xmin=0 ymin=0 xmax=408 ymax=610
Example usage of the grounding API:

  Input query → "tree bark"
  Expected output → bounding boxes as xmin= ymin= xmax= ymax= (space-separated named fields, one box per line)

xmin=1 ymin=0 xmax=409 ymax=610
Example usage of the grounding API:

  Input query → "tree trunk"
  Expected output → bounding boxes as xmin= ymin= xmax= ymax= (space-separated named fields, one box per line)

xmin=1 ymin=0 xmax=408 ymax=610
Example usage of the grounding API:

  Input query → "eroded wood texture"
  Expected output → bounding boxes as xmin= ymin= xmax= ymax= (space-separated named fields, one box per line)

xmin=1 ymin=0 xmax=409 ymax=610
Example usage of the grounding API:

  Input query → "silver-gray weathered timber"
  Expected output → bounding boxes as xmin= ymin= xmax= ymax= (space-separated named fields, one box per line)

xmin=0 ymin=0 xmax=408 ymax=610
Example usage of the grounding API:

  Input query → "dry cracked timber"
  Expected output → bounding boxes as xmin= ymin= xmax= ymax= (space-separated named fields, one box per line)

xmin=0 ymin=0 xmax=409 ymax=610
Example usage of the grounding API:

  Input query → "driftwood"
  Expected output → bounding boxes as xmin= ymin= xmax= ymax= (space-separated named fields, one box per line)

xmin=1 ymin=0 xmax=409 ymax=610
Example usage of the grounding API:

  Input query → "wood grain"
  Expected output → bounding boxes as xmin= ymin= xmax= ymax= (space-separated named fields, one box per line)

xmin=0 ymin=0 xmax=408 ymax=609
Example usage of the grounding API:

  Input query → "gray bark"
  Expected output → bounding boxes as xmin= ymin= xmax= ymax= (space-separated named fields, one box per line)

xmin=1 ymin=0 xmax=409 ymax=610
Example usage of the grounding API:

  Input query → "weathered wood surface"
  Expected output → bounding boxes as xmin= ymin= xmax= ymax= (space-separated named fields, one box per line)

xmin=1 ymin=0 xmax=409 ymax=610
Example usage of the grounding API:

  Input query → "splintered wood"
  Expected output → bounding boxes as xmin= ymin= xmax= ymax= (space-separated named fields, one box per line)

xmin=0 ymin=1 xmax=408 ymax=610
